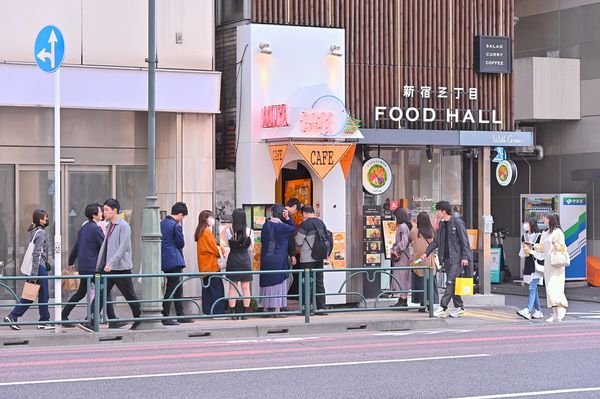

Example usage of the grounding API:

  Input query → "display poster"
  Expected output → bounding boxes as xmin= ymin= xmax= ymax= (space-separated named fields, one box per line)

xmin=284 ymin=178 xmax=312 ymax=225
xmin=382 ymin=213 xmax=397 ymax=260
xmin=218 ymin=223 xmax=232 ymax=248
xmin=252 ymin=206 xmax=266 ymax=229
xmin=363 ymin=206 xmax=382 ymax=266
xmin=329 ymin=232 xmax=347 ymax=269
xmin=251 ymin=231 xmax=262 ymax=271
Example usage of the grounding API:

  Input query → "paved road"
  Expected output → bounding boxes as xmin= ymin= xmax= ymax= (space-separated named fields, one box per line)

xmin=1 ymin=316 xmax=600 ymax=398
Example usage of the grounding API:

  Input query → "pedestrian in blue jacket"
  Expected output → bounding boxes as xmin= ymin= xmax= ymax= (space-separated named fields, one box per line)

xmin=62 ymin=204 xmax=123 ymax=328
xmin=161 ymin=202 xmax=190 ymax=325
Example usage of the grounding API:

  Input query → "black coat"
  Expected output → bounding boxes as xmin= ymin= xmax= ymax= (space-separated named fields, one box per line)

xmin=425 ymin=216 xmax=472 ymax=266
xmin=68 ymin=221 xmax=105 ymax=274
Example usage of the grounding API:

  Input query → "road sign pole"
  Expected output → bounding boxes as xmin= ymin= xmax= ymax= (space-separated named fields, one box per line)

xmin=54 ymin=68 xmax=62 ymax=332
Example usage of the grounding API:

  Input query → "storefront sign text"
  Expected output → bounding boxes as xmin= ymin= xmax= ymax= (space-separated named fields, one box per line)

xmin=262 ymin=104 xmax=288 ymax=128
xmin=402 ymin=86 xmax=478 ymax=100
xmin=268 ymin=144 xmax=289 ymax=179
xmin=474 ymin=35 xmax=512 ymax=74
xmin=293 ymin=143 xmax=352 ymax=180
xmin=374 ymin=106 xmax=502 ymax=125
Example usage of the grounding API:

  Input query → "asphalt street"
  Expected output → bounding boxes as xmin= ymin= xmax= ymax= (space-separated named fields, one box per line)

xmin=1 ymin=313 xmax=600 ymax=399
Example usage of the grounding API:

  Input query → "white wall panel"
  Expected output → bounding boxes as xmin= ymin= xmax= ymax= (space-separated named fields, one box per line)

xmin=0 ymin=0 xmax=82 ymax=65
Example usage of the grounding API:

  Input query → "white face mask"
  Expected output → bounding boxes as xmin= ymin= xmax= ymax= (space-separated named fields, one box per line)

xmin=522 ymin=223 xmax=530 ymax=232
xmin=207 ymin=217 xmax=215 ymax=227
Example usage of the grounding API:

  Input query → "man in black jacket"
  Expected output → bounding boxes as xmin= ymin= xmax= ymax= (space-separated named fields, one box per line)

xmin=422 ymin=201 xmax=472 ymax=318
xmin=63 ymin=204 xmax=124 ymax=328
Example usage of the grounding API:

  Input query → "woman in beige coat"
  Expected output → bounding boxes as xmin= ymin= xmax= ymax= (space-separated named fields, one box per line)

xmin=409 ymin=212 xmax=439 ymax=312
xmin=536 ymin=212 xmax=569 ymax=322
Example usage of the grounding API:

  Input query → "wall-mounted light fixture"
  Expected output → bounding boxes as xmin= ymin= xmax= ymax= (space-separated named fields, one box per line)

xmin=259 ymin=42 xmax=272 ymax=54
xmin=330 ymin=44 xmax=343 ymax=57
xmin=426 ymin=146 xmax=433 ymax=163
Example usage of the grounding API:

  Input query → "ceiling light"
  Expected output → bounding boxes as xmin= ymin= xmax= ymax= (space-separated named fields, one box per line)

xmin=330 ymin=44 xmax=343 ymax=57
xmin=259 ymin=42 xmax=272 ymax=54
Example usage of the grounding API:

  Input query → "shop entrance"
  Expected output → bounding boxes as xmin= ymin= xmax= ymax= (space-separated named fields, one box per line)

xmin=275 ymin=162 xmax=314 ymax=298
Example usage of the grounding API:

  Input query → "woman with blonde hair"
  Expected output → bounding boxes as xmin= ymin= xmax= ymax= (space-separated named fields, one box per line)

xmin=195 ymin=210 xmax=225 ymax=315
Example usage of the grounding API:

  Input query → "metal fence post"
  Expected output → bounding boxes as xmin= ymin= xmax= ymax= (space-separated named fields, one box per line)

xmin=93 ymin=274 xmax=101 ymax=332
xmin=428 ymin=267 xmax=435 ymax=318
xmin=304 ymin=269 xmax=310 ymax=323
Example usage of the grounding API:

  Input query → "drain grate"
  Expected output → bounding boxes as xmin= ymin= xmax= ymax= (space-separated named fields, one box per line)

xmin=99 ymin=336 xmax=124 ymax=342
xmin=267 ymin=328 xmax=289 ymax=335
xmin=188 ymin=332 xmax=212 ymax=338
xmin=347 ymin=324 xmax=367 ymax=331
xmin=3 ymin=340 xmax=29 ymax=346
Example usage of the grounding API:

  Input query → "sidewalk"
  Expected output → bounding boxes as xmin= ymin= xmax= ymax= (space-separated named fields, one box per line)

xmin=492 ymin=282 xmax=600 ymax=303
xmin=0 ymin=303 xmax=524 ymax=348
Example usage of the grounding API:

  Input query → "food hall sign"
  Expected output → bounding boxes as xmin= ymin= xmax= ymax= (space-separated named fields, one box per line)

xmin=474 ymin=35 xmax=511 ymax=74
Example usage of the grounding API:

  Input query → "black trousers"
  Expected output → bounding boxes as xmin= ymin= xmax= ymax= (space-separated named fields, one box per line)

xmin=90 ymin=270 xmax=141 ymax=320
xmin=299 ymin=261 xmax=325 ymax=311
xmin=62 ymin=275 xmax=116 ymax=319
xmin=441 ymin=263 xmax=464 ymax=309
xmin=163 ymin=267 xmax=184 ymax=317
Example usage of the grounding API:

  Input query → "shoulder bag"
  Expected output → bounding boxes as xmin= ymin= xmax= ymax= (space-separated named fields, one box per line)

xmin=20 ymin=229 xmax=43 ymax=275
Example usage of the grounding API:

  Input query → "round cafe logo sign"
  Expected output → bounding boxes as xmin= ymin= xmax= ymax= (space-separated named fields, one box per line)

xmin=496 ymin=160 xmax=518 ymax=186
xmin=362 ymin=158 xmax=392 ymax=195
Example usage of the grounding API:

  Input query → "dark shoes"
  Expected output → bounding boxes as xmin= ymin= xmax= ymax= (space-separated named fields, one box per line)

xmin=62 ymin=317 xmax=76 ymax=328
xmin=162 ymin=320 xmax=179 ymax=326
xmin=178 ymin=317 xmax=195 ymax=324
xmin=129 ymin=321 xmax=141 ymax=330
xmin=77 ymin=322 xmax=94 ymax=333
xmin=4 ymin=315 xmax=20 ymax=330
xmin=108 ymin=321 xmax=129 ymax=329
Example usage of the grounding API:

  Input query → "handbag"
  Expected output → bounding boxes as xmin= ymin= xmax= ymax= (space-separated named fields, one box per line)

xmin=20 ymin=229 xmax=42 ymax=275
xmin=534 ymin=261 xmax=545 ymax=274
xmin=21 ymin=281 xmax=40 ymax=301
xmin=550 ymin=248 xmax=570 ymax=268
xmin=454 ymin=271 xmax=473 ymax=296
xmin=61 ymin=266 xmax=80 ymax=291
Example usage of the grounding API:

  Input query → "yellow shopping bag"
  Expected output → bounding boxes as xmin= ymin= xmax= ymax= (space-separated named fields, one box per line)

xmin=455 ymin=277 xmax=474 ymax=296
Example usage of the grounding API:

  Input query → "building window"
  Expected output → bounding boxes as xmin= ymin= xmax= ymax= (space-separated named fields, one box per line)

xmin=218 ymin=0 xmax=249 ymax=25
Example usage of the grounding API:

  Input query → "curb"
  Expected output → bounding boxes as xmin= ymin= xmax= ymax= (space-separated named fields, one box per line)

xmin=0 ymin=317 xmax=447 ymax=348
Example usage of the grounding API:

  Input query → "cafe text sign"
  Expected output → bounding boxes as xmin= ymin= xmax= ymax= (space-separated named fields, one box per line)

xmin=293 ymin=143 xmax=352 ymax=180
xmin=474 ymin=35 xmax=511 ymax=74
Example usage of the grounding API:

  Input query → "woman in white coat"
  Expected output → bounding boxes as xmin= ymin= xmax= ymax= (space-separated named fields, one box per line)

xmin=537 ymin=212 xmax=569 ymax=322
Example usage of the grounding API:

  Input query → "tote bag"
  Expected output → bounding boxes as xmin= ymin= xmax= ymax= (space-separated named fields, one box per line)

xmin=454 ymin=270 xmax=474 ymax=296
xmin=21 ymin=281 xmax=40 ymax=301
xmin=20 ymin=229 xmax=42 ymax=276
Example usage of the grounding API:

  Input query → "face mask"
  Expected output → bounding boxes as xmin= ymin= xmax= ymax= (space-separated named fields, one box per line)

xmin=522 ymin=223 xmax=529 ymax=232
xmin=207 ymin=217 xmax=215 ymax=227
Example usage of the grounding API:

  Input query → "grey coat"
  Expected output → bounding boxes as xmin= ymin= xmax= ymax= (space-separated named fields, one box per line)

xmin=27 ymin=227 xmax=49 ymax=276
xmin=425 ymin=216 xmax=472 ymax=266
xmin=96 ymin=218 xmax=133 ymax=271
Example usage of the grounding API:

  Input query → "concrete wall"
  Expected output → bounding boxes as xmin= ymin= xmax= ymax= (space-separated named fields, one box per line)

xmin=0 ymin=0 xmax=214 ymax=70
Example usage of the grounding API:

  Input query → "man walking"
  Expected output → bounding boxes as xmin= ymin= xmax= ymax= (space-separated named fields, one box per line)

xmin=295 ymin=205 xmax=330 ymax=313
xmin=63 ymin=204 xmax=125 ymax=328
xmin=161 ymin=202 xmax=192 ymax=325
xmin=78 ymin=198 xmax=142 ymax=332
xmin=422 ymin=200 xmax=472 ymax=318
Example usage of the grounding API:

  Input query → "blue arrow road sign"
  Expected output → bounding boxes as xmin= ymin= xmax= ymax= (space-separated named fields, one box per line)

xmin=34 ymin=25 xmax=65 ymax=73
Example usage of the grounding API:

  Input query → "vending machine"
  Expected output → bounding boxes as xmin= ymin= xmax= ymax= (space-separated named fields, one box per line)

xmin=520 ymin=194 xmax=587 ymax=281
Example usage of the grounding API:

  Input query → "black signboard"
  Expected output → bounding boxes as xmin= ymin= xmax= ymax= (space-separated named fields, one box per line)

xmin=363 ymin=206 xmax=382 ymax=266
xmin=474 ymin=35 xmax=511 ymax=74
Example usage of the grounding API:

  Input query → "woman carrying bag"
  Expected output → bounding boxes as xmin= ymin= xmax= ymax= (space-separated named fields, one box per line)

xmin=409 ymin=212 xmax=439 ymax=312
xmin=390 ymin=208 xmax=413 ymax=309
xmin=537 ymin=212 xmax=569 ymax=322
xmin=4 ymin=209 xmax=54 ymax=330
xmin=195 ymin=210 xmax=226 ymax=316
xmin=517 ymin=217 xmax=545 ymax=320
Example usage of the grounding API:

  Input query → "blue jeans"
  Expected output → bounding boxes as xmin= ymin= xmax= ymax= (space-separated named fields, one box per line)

xmin=10 ymin=264 xmax=50 ymax=321
xmin=527 ymin=278 xmax=541 ymax=312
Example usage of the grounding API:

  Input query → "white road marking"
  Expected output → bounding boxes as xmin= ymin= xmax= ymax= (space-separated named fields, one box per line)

xmin=0 ymin=354 xmax=489 ymax=387
xmin=451 ymin=386 xmax=600 ymax=399
xmin=374 ymin=329 xmax=472 ymax=337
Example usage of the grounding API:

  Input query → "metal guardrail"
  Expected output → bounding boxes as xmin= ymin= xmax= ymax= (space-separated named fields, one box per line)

xmin=0 ymin=266 xmax=435 ymax=331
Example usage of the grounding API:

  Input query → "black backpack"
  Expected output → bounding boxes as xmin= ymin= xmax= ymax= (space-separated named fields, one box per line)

xmin=307 ymin=221 xmax=334 ymax=261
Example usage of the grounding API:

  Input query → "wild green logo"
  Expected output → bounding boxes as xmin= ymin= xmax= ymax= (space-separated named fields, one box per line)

xmin=362 ymin=158 xmax=392 ymax=195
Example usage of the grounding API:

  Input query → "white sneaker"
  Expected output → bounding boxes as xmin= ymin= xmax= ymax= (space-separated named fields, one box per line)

xmin=545 ymin=315 xmax=556 ymax=323
xmin=449 ymin=308 xmax=465 ymax=318
xmin=531 ymin=310 xmax=544 ymax=319
xmin=557 ymin=307 xmax=567 ymax=321
xmin=433 ymin=308 xmax=448 ymax=318
xmin=517 ymin=308 xmax=531 ymax=320
xmin=37 ymin=324 xmax=55 ymax=330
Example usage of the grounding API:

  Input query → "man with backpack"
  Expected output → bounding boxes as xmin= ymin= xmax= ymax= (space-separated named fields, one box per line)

xmin=295 ymin=205 xmax=333 ymax=313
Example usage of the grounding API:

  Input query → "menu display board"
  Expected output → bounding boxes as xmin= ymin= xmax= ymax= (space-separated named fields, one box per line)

xmin=329 ymin=232 xmax=347 ymax=269
xmin=251 ymin=231 xmax=262 ymax=271
xmin=363 ymin=206 xmax=382 ymax=266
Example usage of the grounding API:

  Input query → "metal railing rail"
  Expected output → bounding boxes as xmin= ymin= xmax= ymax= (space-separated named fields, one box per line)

xmin=0 ymin=266 xmax=435 ymax=331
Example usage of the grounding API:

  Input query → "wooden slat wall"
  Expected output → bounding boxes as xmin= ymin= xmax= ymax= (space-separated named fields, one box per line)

xmin=251 ymin=0 xmax=514 ymax=131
